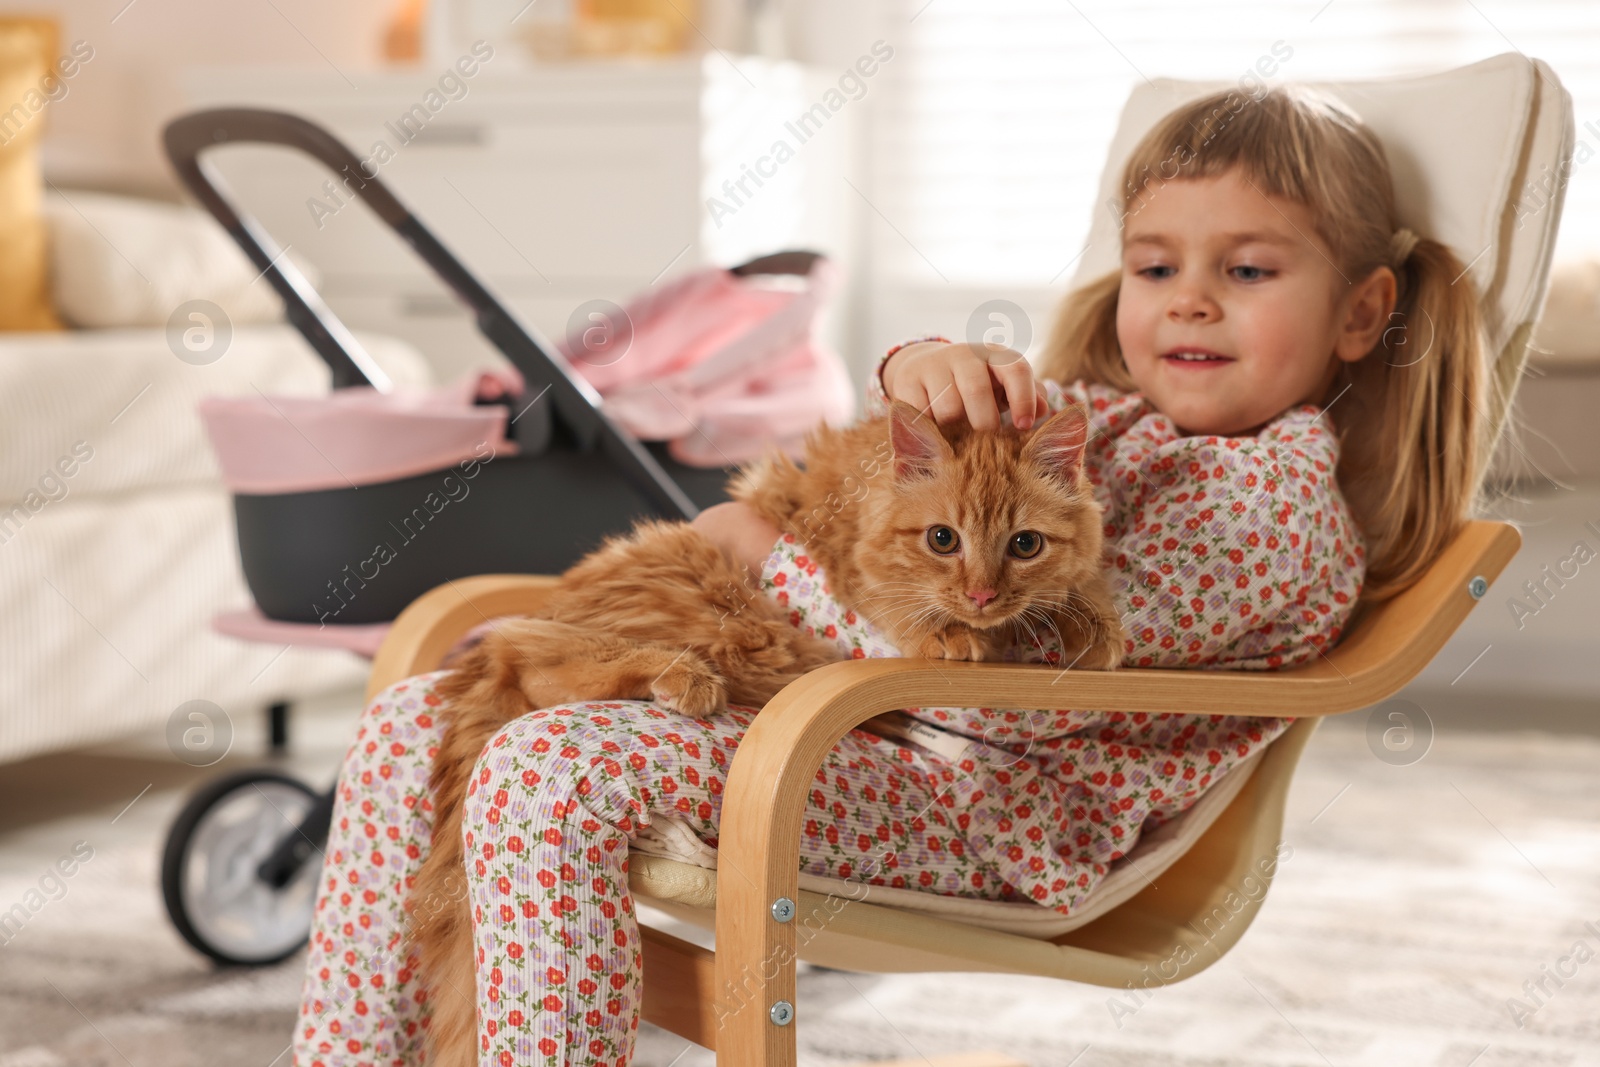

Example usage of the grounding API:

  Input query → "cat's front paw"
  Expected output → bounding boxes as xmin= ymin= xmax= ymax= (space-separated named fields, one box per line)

xmin=1068 ymin=624 xmax=1127 ymax=671
xmin=916 ymin=627 xmax=988 ymax=662
xmin=651 ymin=657 xmax=727 ymax=716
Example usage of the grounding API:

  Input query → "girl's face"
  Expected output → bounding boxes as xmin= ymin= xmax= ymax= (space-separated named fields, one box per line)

xmin=1116 ymin=166 xmax=1394 ymax=437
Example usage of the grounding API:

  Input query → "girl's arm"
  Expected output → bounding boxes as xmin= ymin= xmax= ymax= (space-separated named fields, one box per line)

xmin=690 ymin=501 xmax=782 ymax=576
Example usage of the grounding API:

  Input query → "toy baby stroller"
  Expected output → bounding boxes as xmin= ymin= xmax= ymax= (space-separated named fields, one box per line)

xmin=156 ymin=108 xmax=853 ymax=965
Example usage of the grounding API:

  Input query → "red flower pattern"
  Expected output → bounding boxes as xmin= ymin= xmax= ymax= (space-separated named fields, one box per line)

xmin=292 ymin=350 xmax=1363 ymax=1066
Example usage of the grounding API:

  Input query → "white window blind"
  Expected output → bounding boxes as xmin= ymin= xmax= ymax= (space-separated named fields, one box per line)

xmin=867 ymin=0 xmax=1600 ymax=289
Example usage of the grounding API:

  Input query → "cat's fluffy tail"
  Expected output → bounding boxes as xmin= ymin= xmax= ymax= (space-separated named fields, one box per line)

xmin=410 ymin=643 xmax=534 ymax=1067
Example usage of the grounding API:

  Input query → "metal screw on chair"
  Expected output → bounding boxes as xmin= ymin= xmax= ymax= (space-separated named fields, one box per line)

xmin=770 ymin=897 xmax=796 ymax=923
xmin=769 ymin=1000 xmax=795 ymax=1026
xmin=1468 ymin=575 xmax=1489 ymax=599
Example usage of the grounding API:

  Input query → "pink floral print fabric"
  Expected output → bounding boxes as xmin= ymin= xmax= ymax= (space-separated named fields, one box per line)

xmin=292 ymin=350 xmax=1365 ymax=1066
xmin=293 ymin=671 xmax=997 ymax=1067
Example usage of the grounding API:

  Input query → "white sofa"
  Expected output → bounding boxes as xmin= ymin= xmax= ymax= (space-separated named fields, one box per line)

xmin=0 ymin=192 xmax=433 ymax=764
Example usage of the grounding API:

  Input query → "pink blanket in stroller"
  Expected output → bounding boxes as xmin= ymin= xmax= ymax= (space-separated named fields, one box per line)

xmin=562 ymin=256 xmax=855 ymax=466
xmin=200 ymin=257 xmax=854 ymax=495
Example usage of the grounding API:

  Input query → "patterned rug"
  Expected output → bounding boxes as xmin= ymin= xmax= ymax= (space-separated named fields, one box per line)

xmin=3 ymin=704 xmax=1599 ymax=1067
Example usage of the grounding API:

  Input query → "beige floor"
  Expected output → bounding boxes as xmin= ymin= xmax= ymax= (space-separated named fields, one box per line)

xmin=3 ymin=679 xmax=1600 ymax=1067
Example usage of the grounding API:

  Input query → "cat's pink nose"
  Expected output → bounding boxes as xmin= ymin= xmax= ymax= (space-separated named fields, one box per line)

xmin=968 ymin=588 xmax=996 ymax=608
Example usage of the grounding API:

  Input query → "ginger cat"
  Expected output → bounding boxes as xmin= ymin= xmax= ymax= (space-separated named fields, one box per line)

xmin=410 ymin=400 xmax=1123 ymax=1066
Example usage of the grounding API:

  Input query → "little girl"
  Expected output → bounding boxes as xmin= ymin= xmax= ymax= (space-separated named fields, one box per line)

xmin=293 ymin=85 xmax=1488 ymax=1067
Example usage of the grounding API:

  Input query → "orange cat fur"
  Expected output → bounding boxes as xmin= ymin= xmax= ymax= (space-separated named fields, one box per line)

xmin=733 ymin=400 xmax=1124 ymax=666
xmin=410 ymin=400 xmax=1123 ymax=1065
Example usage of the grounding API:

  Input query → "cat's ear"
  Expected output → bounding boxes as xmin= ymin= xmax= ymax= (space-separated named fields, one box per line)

xmin=1023 ymin=403 xmax=1090 ymax=481
xmin=888 ymin=400 xmax=953 ymax=480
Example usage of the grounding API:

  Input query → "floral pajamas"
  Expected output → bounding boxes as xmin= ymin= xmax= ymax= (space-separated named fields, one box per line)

xmin=294 ymin=353 xmax=1366 ymax=1067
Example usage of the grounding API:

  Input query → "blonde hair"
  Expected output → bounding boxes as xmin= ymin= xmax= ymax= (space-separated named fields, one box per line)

xmin=1036 ymin=85 xmax=1493 ymax=601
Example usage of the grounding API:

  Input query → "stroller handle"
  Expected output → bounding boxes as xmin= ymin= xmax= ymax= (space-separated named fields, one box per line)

xmin=164 ymin=110 xmax=403 ymax=393
xmin=163 ymin=107 xmax=701 ymax=521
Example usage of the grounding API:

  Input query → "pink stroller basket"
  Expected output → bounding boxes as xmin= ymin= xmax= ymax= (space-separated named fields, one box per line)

xmin=199 ymin=250 xmax=854 ymax=499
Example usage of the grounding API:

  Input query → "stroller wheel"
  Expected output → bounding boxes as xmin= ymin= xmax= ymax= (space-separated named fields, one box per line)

xmin=161 ymin=769 xmax=321 ymax=966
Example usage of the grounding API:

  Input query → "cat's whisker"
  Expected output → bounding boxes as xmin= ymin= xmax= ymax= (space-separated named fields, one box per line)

xmin=1007 ymin=600 xmax=1077 ymax=665
xmin=855 ymin=592 xmax=934 ymax=609
xmin=864 ymin=588 xmax=935 ymax=611
xmin=1022 ymin=604 xmax=1054 ymax=639
xmin=1013 ymin=613 xmax=1046 ymax=656
xmin=1055 ymin=605 xmax=1089 ymax=631
xmin=856 ymin=582 xmax=946 ymax=617
xmin=1035 ymin=593 xmax=1092 ymax=631
xmin=903 ymin=603 xmax=949 ymax=631
xmin=861 ymin=579 xmax=942 ymax=590
xmin=1039 ymin=613 xmax=1070 ymax=659
xmin=1019 ymin=606 xmax=1066 ymax=660
xmin=868 ymin=595 xmax=944 ymax=640
xmin=857 ymin=591 xmax=940 ymax=627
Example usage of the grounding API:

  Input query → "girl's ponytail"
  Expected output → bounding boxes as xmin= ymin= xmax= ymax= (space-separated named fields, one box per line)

xmin=1039 ymin=268 xmax=1128 ymax=391
xmin=1336 ymin=234 xmax=1489 ymax=600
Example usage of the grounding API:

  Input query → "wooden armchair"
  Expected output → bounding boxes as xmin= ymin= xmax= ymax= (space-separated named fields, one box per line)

xmin=366 ymin=53 xmax=1568 ymax=1067
xmin=367 ymin=523 xmax=1516 ymax=1063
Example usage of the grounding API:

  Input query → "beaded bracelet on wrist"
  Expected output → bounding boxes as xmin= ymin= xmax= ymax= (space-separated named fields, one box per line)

xmin=878 ymin=335 xmax=952 ymax=398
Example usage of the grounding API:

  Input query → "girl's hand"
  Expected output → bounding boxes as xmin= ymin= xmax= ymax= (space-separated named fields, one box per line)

xmin=883 ymin=341 xmax=1048 ymax=431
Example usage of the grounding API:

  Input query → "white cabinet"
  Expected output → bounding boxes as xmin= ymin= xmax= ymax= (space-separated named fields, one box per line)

xmin=177 ymin=55 xmax=859 ymax=383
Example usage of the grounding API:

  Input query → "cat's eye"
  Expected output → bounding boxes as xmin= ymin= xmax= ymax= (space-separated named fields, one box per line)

xmin=1009 ymin=531 xmax=1044 ymax=559
xmin=927 ymin=526 xmax=960 ymax=554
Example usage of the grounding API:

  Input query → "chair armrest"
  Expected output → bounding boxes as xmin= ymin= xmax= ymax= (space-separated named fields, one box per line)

xmin=369 ymin=517 xmax=1518 ymax=708
xmin=365 ymin=574 xmax=561 ymax=702
xmin=708 ymin=517 xmax=1521 ymax=1059
xmin=357 ymin=520 xmax=1518 ymax=1056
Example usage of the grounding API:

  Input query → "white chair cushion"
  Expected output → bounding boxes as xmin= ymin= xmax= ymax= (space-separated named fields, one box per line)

xmin=629 ymin=745 xmax=1262 ymax=941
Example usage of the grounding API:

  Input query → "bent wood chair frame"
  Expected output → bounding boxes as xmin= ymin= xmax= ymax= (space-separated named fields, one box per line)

xmin=365 ymin=519 xmax=1520 ymax=1066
